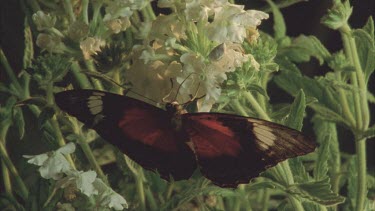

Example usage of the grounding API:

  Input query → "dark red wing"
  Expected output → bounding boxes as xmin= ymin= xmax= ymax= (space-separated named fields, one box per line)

xmin=55 ymin=90 xmax=196 ymax=180
xmin=181 ymin=113 xmax=316 ymax=188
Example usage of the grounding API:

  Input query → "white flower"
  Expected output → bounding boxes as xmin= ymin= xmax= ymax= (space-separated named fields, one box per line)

xmin=185 ymin=0 xmax=227 ymax=21
xmin=103 ymin=0 xmax=150 ymax=21
xmin=125 ymin=44 xmax=182 ymax=103
xmin=57 ymin=170 xmax=98 ymax=197
xmin=176 ymin=43 xmax=250 ymax=111
xmin=32 ymin=11 xmax=56 ymax=31
xmin=93 ymin=178 xmax=128 ymax=210
xmin=80 ymin=37 xmax=106 ymax=60
xmin=36 ymin=33 xmax=64 ymax=53
xmin=207 ymin=4 xmax=268 ymax=43
xmin=24 ymin=143 xmax=75 ymax=180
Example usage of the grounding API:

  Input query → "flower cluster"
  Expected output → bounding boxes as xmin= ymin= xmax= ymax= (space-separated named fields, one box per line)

xmin=24 ymin=143 xmax=128 ymax=210
xmin=126 ymin=0 xmax=268 ymax=111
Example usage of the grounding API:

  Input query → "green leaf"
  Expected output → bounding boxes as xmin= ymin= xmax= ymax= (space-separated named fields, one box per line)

xmin=312 ymin=119 xmax=340 ymax=187
xmin=23 ymin=22 xmax=34 ymax=69
xmin=38 ymin=106 xmax=55 ymax=129
xmin=321 ymin=0 xmax=352 ymax=30
xmin=309 ymin=103 xmax=346 ymax=124
xmin=363 ymin=16 xmax=374 ymax=40
xmin=368 ymin=91 xmax=375 ymax=104
xmin=289 ymin=157 xmax=311 ymax=183
xmin=278 ymin=35 xmax=331 ymax=64
xmin=352 ymin=28 xmax=375 ymax=83
xmin=248 ymin=180 xmax=285 ymax=191
xmin=327 ymin=51 xmax=355 ymax=72
xmin=313 ymin=134 xmax=330 ymax=180
xmin=357 ymin=125 xmax=375 ymax=140
xmin=275 ymin=56 xmax=301 ymax=74
xmin=286 ymin=89 xmax=306 ymax=130
xmin=288 ymin=177 xmax=346 ymax=206
xmin=274 ymin=69 xmax=343 ymax=118
xmin=266 ymin=0 xmax=286 ymax=40
xmin=13 ymin=107 xmax=25 ymax=139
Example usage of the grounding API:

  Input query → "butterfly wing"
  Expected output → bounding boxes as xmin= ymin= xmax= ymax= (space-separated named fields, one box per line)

xmin=181 ymin=113 xmax=316 ymax=188
xmin=55 ymin=90 xmax=196 ymax=180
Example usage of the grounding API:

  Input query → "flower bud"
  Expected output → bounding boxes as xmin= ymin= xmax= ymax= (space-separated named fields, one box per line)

xmin=32 ymin=11 xmax=56 ymax=31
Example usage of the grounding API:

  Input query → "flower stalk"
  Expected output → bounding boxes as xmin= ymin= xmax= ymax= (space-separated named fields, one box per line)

xmin=339 ymin=23 xmax=369 ymax=211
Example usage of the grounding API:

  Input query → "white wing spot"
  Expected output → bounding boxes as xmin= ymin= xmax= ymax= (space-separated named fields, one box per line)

xmin=253 ymin=123 xmax=276 ymax=150
xmin=87 ymin=94 xmax=104 ymax=115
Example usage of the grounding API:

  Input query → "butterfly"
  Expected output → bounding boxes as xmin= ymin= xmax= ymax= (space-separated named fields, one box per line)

xmin=55 ymin=89 xmax=316 ymax=188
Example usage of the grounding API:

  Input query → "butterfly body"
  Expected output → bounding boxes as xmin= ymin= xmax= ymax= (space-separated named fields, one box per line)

xmin=55 ymin=90 xmax=316 ymax=188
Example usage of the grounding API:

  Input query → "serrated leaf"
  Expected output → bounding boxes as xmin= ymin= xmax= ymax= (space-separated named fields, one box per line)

xmin=309 ymin=103 xmax=346 ymax=124
xmin=363 ymin=16 xmax=374 ymax=40
xmin=321 ymin=0 xmax=352 ymax=30
xmin=13 ymin=107 xmax=25 ymax=139
xmin=312 ymin=119 xmax=340 ymax=190
xmin=289 ymin=157 xmax=311 ymax=183
xmin=275 ymin=56 xmax=301 ymax=74
xmin=23 ymin=22 xmax=34 ymax=69
xmin=248 ymin=180 xmax=284 ymax=191
xmin=266 ymin=0 xmax=286 ymax=40
xmin=38 ymin=106 xmax=55 ymax=129
xmin=278 ymin=35 xmax=331 ymax=64
xmin=288 ymin=177 xmax=346 ymax=206
xmin=313 ymin=134 xmax=330 ymax=180
xmin=352 ymin=28 xmax=375 ymax=83
xmin=286 ymin=89 xmax=306 ymax=130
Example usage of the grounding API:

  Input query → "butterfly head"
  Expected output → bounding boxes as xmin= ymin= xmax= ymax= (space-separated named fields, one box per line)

xmin=165 ymin=101 xmax=187 ymax=115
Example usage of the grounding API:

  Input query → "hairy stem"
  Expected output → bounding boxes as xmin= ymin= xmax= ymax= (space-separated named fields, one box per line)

xmin=340 ymin=24 xmax=369 ymax=211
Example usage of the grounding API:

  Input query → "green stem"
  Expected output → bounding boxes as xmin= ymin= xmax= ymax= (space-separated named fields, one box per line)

xmin=71 ymin=61 xmax=93 ymax=89
xmin=84 ymin=60 xmax=103 ymax=90
xmin=145 ymin=3 xmax=156 ymax=21
xmin=166 ymin=182 xmax=174 ymax=199
xmin=355 ymin=139 xmax=367 ymax=211
xmin=62 ymin=0 xmax=76 ymax=22
xmin=46 ymin=83 xmax=76 ymax=169
xmin=1 ymin=160 xmax=12 ymax=195
xmin=289 ymin=196 xmax=304 ymax=211
xmin=81 ymin=0 xmax=89 ymax=24
xmin=342 ymin=25 xmax=370 ymax=129
xmin=78 ymin=139 xmax=108 ymax=183
xmin=0 ymin=139 xmax=29 ymax=200
xmin=136 ymin=173 xmax=146 ymax=211
xmin=261 ymin=189 xmax=270 ymax=211
xmin=231 ymin=99 xmax=249 ymax=116
xmin=0 ymin=48 xmax=23 ymax=94
xmin=243 ymin=91 xmax=270 ymax=121
xmin=340 ymin=24 xmax=369 ymax=211
xmin=145 ymin=186 xmax=158 ymax=211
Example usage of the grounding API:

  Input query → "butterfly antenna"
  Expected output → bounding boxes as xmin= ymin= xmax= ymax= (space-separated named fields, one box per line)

xmin=181 ymin=82 xmax=204 ymax=106
xmin=162 ymin=78 xmax=174 ymax=103
xmin=81 ymin=70 xmax=160 ymax=105
xmin=173 ymin=73 xmax=197 ymax=102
